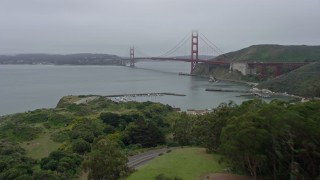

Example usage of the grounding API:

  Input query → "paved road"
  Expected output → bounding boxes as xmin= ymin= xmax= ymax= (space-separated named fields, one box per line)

xmin=127 ymin=148 xmax=173 ymax=169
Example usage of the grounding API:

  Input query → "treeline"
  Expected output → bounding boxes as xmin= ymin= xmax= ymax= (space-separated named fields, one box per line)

xmin=172 ymin=99 xmax=320 ymax=179
xmin=0 ymin=53 xmax=121 ymax=65
xmin=0 ymin=96 xmax=319 ymax=179
xmin=0 ymin=98 xmax=174 ymax=179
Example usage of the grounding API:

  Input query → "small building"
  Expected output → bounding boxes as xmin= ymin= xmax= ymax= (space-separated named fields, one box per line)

xmin=230 ymin=62 xmax=256 ymax=75
xmin=172 ymin=108 xmax=181 ymax=112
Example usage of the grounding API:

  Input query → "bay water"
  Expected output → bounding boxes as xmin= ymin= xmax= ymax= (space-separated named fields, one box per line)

xmin=0 ymin=61 xmax=252 ymax=115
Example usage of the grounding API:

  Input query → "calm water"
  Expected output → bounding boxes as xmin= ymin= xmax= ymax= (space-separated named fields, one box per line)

xmin=0 ymin=62 xmax=253 ymax=115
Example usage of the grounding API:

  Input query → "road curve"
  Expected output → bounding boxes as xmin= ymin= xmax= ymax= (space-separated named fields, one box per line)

xmin=127 ymin=148 xmax=174 ymax=169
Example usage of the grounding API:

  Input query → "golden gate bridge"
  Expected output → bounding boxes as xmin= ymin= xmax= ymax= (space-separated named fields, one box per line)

xmin=121 ymin=31 xmax=309 ymax=77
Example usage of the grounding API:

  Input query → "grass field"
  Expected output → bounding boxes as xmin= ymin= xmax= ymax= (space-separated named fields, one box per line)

xmin=20 ymin=127 xmax=61 ymax=159
xmin=126 ymin=147 xmax=227 ymax=180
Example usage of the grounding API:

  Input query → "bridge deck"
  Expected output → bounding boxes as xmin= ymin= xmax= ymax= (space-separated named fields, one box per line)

xmin=122 ymin=57 xmax=310 ymax=66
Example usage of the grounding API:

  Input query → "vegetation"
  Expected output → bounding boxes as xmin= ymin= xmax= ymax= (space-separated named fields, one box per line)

xmin=214 ymin=44 xmax=320 ymax=62
xmin=83 ymin=137 xmax=129 ymax=180
xmin=195 ymin=45 xmax=320 ymax=87
xmin=0 ymin=140 xmax=62 ymax=179
xmin=126 ymin=148 xmax=226 ymax=180
xmin=171 ymin=99 xmax=320 ymax=179
xmin=258 ymin=62 xmax=320 ymax=97
xmin=40 ymin=150 xmax=82 ymax=179
xmin=0 ymin=95 xmax=175 ymax=179
xmin=0 ymin=53 xmax=121 ymax=65
xmin=1 ymin=94 xmax=320 ymax=179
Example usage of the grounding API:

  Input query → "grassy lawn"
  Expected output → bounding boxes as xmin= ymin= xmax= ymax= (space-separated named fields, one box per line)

xmin=20 ymin=128 xmax=61 ymax=159
xmin=126 ymin=147 xmax=227 ymax=180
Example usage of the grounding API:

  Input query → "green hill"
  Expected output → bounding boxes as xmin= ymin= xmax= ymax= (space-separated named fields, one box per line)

xmin=214 ymin=44 xmax=320 ymax=62
xmin=258 ymin=62 xmax=320 ymax=97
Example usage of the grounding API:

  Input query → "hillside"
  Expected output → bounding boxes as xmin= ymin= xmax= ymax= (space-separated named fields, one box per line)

xmin=194 ymin=45 xmax=320 ymax=82
xmin=0 ymin=95 xmax=319 ymax=179
xmin=214 ymin=44 xmax=320 ymax=62
xmin=258 ymin=62 xmax=320 ymax=97
xmin=0 ymin=53 xmax=121 ymax=65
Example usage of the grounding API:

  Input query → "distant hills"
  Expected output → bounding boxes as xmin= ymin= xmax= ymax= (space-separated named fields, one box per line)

xmin=194 ymin=44 xmax=320 ymax=97
xmin=173 ymin=55 xmax=216 ymax=60
xmin=0 ymin=53 xmax=122 ymax=65
xmin=213 ymin=44 xmax=320 ymax=62
xmin=258 ymin=62 xmax=320 ymax=97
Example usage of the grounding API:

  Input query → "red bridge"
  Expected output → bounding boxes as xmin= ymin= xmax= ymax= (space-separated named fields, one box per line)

xmin=122 ymin=31 xmax=309 ymax=77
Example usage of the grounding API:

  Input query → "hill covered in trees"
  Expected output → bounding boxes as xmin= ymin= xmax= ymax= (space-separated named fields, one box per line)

xmin=0 ymin=95 xmax=175 ymax=179
xmin=194 ymin=45 xmax=320 ymax=96
xmin=258 ymin=62 xmax=320 ymax=97
xmin=214 ymin=44 xmax=320 ymax=62
xmin=0 ymin=53 xmax=122 ymax=65
xmin=0 ymin=95 xmax=319 ymax=179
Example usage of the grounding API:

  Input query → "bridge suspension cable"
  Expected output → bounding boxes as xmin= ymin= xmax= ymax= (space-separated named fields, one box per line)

xmin=158 ymin=33 xmax=190 ymax=57
xmin=199 ymin=36 xmax=221 ymax=56
xmin=125 ymin=31 xmax=230 ymax=73
xmin=134 ymin=46 xmax=151 ymax=57
xmin=199 ymin=32 xmax=225 ymax=55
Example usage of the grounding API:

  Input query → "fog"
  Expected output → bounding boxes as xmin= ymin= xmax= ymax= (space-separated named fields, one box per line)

xmin=0 ymin=0 xmax=319 ymax=56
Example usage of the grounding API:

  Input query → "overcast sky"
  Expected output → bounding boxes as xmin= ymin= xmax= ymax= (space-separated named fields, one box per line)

xmin=0 ymin=0 xmax=319 ymax=56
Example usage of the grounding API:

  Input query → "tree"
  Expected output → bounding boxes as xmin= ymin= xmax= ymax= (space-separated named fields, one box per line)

xmin=72 ymin=139 xmax=91 ymax=154
xmin=40 ymin=150 xmax=82 ymax=179
xmin=220 ymin=113 xmax=272 ymax=179
xmin=69 ymin=119 xmax=104 ymax=143
xmin=172 ymin=113 xmax=195 ymax=146
xmin=0 ymin=140 xmax=36 ymax=180
xmin=100 ymin=112 xmax=121 ymax=127
xmin=124 ymin=119 xmax=166 ymax=147
xmin=82 ymin=138 xmax=129 ymax=180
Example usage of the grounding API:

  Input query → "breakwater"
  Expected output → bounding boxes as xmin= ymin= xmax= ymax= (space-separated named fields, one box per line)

xmin=104 ymin=92 xmax=186 ymax=97
xmin=205 ymin=88 xmax=250 ymax=93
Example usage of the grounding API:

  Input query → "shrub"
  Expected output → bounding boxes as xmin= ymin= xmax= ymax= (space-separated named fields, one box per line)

xmin=72 ymin=139 xmax=91 ymax=154
xmin=0 ymin=123 xmax=42 ymax=141
xmin=40 ymin=150 xmax=82 ymax=178
xmin=155 ymin=173 xmax=181 ymax=180
xmin=51 ymin=131 xmax=69 ymax=143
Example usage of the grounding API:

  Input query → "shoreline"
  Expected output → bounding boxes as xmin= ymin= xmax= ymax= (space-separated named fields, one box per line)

xmin=179 ymin=72 xmax=255 ymax=86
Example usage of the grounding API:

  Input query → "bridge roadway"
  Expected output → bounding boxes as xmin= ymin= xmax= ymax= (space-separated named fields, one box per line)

xmin=122 ymin=57 xmax=310 ymax=76
xmin=122 ymin=57 xmax=309 ymax=66
xmin=122 ymin=57 xmax=230 ymax=65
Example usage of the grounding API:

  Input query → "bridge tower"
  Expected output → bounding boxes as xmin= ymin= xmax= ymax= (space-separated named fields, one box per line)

xmin=191 ymin=31 xmax=199 ymax=73
xmin=130 ymin=46 xmax=135 ymax=67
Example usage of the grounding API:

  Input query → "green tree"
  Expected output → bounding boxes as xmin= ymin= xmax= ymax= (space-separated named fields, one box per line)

xmin=124 ymin=119 xmax=166 ymax=147
xmin=69 ymin=119 xmax=104 ymax=143
xmin=100 ymin=112 xmax=121 ymax=127
xmin=72 ymin=139 xmax=91 ymax=154
xmin=193 ymin=102 xmax=235 ymax=151
xmin=220 ymin=114 xmax=271 ymax=179
xmin=0 ymin=140 xmax=36 ymax=180
xmin=172 ymin=113 xmax=195 ymax=146
xmin=82 ymin=138 xmax=129 ymax=180
xmin=40 ymin=150 xmax=82 ymax=179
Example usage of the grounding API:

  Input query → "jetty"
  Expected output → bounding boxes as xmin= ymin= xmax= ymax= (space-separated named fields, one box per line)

xmin=104 ymin=92 xmax=186 ymax=98
xmin=205 ymin=88 xmax=250 ymax=93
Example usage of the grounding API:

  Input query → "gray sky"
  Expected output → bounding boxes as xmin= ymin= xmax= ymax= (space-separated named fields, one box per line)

xmin=0 ymin=0 xmax=319 ymax=56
